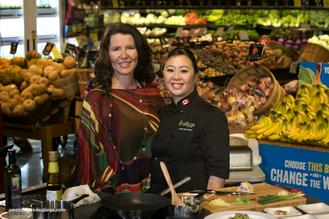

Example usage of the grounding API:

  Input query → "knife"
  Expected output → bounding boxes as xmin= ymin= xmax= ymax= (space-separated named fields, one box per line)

xmin=190 ymin=189 xmax=254 ymax=196
xmin=160 ymin=176 xmax=191 ymax=196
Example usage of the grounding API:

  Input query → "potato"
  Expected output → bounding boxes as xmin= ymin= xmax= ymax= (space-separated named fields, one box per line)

xmin=48 ymin=71 xmax=59 ymax=81
xmin=52 ymin=62 xmax=65 ymax=72
xmin=12 ymin=104 xmax=26 ymax=117
xmin=9 ymin=88 xmax=20 ymax=98
xmin=23 ymin=71 xmax=33 ymax=82
xmin=1 ymin=84 xmax=17 ymax=92
xmin=27 ymin=84 xmax=47 ymax=96
xmin=1 ymin=102 xmax=12 ymax=116
xmin=0 ymin=91 xmax=9 ymax=102
xmin=30 ymin=75 xmax=42 ymax=84
xmin=23 ymin=99 xmax=37 ymax=111
xmin=38 ymin=77 xmax=49 ymax=86
xmin=13 ymin=94 xmax=24 ymax=104
xmin=50 ymin=88 xmax=65 ymax=98
xmin=43 ymin=65 xmax=55 ymax=77
xmin=34 ymin=93 xmax=49 ymax=105
xmin=63 ymin=56 xmax=76 ymax=69
xmin=21 ymin=90 xmax=34 ymax=100
xmin=28 ymin=64 xmax=43 ymax=75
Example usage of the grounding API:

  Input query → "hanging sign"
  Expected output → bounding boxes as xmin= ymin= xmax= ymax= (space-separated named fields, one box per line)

xmin=10 ymin=42 xmax=19 ymax=54
xmin=64 ymin=43 xmax=76 ymax=55
xmin=248 ymin=43 xmax=264 ymax=61
xmin=51 ymin=45 xmax=63 ymax=61
xmin=258 ymin=35 xmax=271 ymax=46
xmin=42 ymin=42 xmax=55 ymax=56
xmin=239 ymin=31 xmax=249 ymax=41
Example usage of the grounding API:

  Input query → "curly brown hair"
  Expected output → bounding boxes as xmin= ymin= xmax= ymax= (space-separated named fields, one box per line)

xmin=89 ymin=23 xmax=154 ymax=91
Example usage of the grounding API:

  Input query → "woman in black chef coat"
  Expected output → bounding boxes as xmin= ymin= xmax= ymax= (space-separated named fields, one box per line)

xmin=150 ymin=47 xmax=230 ymax=193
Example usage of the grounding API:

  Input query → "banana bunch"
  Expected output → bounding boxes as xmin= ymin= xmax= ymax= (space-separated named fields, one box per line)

xmin=245 ymin=83 xmax=329 ymax=147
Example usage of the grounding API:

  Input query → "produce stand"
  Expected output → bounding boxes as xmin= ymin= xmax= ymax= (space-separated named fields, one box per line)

xmin=259 ymin=141 xmax=329 ymax=204
xmin=2 ymin=119 xmax=75 ymax=181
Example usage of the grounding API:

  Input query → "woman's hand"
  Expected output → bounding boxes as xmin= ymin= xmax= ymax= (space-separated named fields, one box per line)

xmin=207 ymin=175 xmax=225 ymax=190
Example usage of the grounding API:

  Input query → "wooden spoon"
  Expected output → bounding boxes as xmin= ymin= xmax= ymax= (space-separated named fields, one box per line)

xmin=160 ymin=161 xmax=185 ymax=206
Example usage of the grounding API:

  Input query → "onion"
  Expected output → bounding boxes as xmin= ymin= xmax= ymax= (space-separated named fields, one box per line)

xmin=295 ymin=39 xmax=302 ymax=46
xmin=277 ymin=38 xmax=285 ymax=44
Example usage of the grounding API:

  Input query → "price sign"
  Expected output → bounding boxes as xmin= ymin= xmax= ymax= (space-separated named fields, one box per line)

xmin=64 ymin=43 xmax=76 ymax=55
xmin=227 ymin=26 xmax=234 ymax=34
xmin=239 ymin=31 xmax=249 ymax=41
xmin=10 ymin=42 xmax=18 ymax=54
xmin=258 ymin=35 xmax=271 ymax=46
xmin=215 ymin=27 xmax=224 ymax=37
xmin=175 ymin=28 xmax=183 ymax=38
xmin=51 ymin=45 xmax=63 ymax=61
xmin=42 ymin=42 xmax=55 ymax=56
xmin=248 ymin=43 xmax=264 ymax=61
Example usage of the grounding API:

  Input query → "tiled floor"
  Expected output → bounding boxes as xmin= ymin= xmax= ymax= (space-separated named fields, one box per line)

xmin=7 ymin=134 xmax=76 ymax=189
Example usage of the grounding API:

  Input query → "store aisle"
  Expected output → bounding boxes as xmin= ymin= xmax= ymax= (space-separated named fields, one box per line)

xmin=7 ymin=135 xmax=76 ymax=189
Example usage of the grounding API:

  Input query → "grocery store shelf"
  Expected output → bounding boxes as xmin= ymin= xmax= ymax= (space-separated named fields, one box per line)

xmin=0 ymin=35 xmax=57 ymax=44
xmin=102 ymin=5 xmax=328 ymax=10
xmin=0 ymin=7 xmax=56 ymax=18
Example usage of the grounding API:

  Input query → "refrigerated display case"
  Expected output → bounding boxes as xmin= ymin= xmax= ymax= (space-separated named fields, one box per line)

xmin=0 ymin=0 xmax=63 ymax=58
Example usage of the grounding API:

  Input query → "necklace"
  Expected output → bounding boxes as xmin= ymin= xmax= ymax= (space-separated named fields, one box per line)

xmin=107 ymin=90 xmax=149 ymax=171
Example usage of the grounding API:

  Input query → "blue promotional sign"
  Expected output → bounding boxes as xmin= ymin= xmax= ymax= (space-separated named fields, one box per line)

xmin=299 ymin=61 xmax=329 ymax=87
xmin=259 ymin=143 xmax=329 ymax=204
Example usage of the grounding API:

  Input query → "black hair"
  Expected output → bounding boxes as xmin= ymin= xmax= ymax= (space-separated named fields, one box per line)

xmin=162 ymin=46 xmax=198 ymax=74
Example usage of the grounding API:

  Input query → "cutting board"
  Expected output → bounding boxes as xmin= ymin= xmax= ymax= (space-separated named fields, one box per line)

xmin=202 ymin=183 xmax=306 ymax=213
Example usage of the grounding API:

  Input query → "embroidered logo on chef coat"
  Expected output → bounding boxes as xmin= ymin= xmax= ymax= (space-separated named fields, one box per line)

xmin=178 ymin=120 xmax=195 ymax=131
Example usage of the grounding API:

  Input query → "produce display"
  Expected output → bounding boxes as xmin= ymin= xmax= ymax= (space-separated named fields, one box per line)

xmin=245 ymin=84 xmax=329 ymax=147
xmin=217 ymin=76 xmax=276 ymax=127
xmin=193 ymin=48 xmax=236 ymax=77
xmin=270 ymin=29 xmax=309 ymax=51
xmin=307 ymin=34 xmax=329 ymax=51
xmin=0 ymin=52 xmax=77 ymax=120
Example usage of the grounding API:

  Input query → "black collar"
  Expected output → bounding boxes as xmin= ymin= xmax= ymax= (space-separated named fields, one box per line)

xmin=168 ymin=89 xmax=197 ymax=113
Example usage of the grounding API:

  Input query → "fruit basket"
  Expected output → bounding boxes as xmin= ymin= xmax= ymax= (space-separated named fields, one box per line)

xmin=298 ymin=43 xmax=329 ymax=63
xmin=2 ymin=99 xmax=53 ymax=125
xmin=227 ymin=65 xmax=285 ymax=115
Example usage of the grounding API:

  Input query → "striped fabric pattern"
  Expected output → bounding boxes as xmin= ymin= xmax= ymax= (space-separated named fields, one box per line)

xmin=76 ymin=86 xmax=165 ymax=192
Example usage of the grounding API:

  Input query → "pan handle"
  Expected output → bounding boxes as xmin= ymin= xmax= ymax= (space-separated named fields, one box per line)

xmin=70 ymin=194 xmax=89 ymax=204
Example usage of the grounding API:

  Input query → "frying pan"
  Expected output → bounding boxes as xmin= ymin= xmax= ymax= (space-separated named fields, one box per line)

xmin=101 ymin=193 xmax=169 ymax=219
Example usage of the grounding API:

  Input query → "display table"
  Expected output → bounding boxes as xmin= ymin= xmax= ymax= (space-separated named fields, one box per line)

xmin=259 ymin=141 xmax=329 ymax=204
xmin=2 ymin=120 xmax=75 ymax=180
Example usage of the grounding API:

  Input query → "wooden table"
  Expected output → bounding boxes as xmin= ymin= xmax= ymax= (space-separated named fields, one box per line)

xmin=2 ymin=120 xmax=75 ymax=180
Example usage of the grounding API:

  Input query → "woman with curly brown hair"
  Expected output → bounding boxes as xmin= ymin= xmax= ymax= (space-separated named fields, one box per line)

xmin=75 ymin=23 xmax=165 ymax=192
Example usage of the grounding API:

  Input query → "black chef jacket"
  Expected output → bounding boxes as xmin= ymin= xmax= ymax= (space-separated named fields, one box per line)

xmin=150 ymin=89 xmax=230 ymax=193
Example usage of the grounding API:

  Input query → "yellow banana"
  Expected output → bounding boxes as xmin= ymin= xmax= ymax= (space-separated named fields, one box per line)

xmin=321 ymin=110 xmax=329 ymax=119
xmin=319 ymin=92 xmax=328 ymax=105
xmin=256 ymin=117 xmax=273 ymax=135
xmin=249 ymin=117 xmax=267 ymax=131
xmin=267 ymin=134 xmax=281 ymax=141
xmin=263 ymin=122 xmax=281 ymax=137
xmin=313 ymin=129 xmax=328 ymax=141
